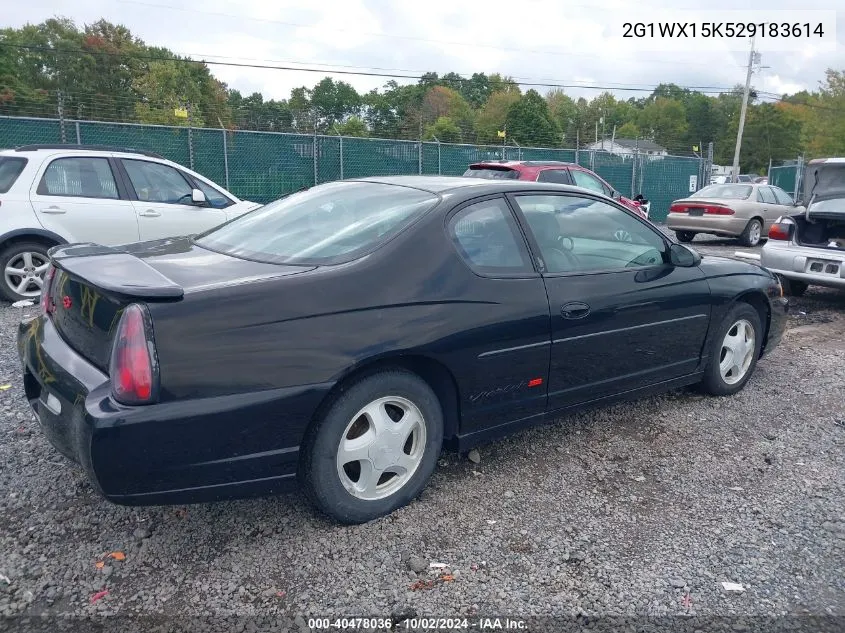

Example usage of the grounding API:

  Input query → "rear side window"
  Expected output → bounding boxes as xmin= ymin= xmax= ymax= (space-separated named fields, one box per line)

xmin=463 ymin=167 xmax=520 ymax=180
xmin=772 ymin=187 xmax=794 ymax=205
xmin=0 ymin=157 xmax=27 ymax=193
xmin=449 ymin=197 xmax=533 ymax=275
xmin=38 ymin=157 xmax=119 ymax=199
xmin=570 ymin=169 xmax=611 ymax=196
xmin=537 ymin=169 xmax=571 ymax=184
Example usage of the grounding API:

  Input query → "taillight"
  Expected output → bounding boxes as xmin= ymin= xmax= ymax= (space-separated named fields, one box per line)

xmin=669 ymin=204 xmax=684 ymax=213
xmin=109 ymin=304 xmax=157 ymax=405
xmin=703 ymin=205 xmax=735 ymax=215
xmin=40 ymin=264 xmax=56 ymax=315
xmin=768 ymin=222 xmax=794 ymax=241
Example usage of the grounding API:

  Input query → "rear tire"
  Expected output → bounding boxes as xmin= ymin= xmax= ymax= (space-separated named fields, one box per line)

xmin=299 ymin=370 xmax=443 ymax=524
xmin=778 ymin=275 xmax=808 ymax=297
xmin=675 ymin=231 xmax=696 ymax=243
xmin=0 ymin=241 xmax=52 ymax=303
xmin=700 ymin=303 xmax=763 ymax=397
xmin=739 ymin=219 xmax=763 ymax=247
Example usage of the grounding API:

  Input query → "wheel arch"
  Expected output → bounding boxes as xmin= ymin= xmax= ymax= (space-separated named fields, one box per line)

xmin=0 ymin=229 xmax=68 ymax=252
xmin=734 ymin=289 xmax=771 ymax=350
xmin=311 ymin=354 xmax=462 ymax=450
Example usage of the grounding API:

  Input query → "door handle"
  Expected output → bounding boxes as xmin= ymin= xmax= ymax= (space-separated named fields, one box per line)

xmin=138 ymin=209 xmax=161 ymax=217
xmin=561 ymin=302 xmax=591 ymax=319
xmin=40 ymin=206 xmax=66 ymax=214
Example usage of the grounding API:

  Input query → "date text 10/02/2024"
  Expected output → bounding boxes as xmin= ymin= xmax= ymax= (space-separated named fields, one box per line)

xmin=307 ymin=618 xmax=527 ymax=630
xmin=623 ymin=22 xmax=825 ymax=38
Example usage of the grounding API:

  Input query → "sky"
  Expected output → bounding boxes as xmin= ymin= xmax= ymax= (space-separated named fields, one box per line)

xmin=5 ymin=0 xmax=845 ymax=103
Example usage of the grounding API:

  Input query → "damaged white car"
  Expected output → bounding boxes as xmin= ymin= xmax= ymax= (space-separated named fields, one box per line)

xmin=761 ymin=158 xmax=845 ymax=296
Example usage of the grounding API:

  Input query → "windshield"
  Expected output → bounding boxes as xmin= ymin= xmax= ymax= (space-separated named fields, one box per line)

xmin=463 ymin=167 xmax=519 ymax=180
xmin=195 ymin=181 xmax=439 ymax=265
xmin=691 ymin=184 xmax=752 ymax=200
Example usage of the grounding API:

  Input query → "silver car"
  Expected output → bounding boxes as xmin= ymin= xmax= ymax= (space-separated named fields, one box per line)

xmin=667 ymin=183 xmax=798 ymax=247
xmin=761 ymin=158 xmax=845 ymax=295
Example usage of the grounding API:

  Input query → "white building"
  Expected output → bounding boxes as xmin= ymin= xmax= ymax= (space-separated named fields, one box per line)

xmin=585 ymin=138 xmax=668 ymax=159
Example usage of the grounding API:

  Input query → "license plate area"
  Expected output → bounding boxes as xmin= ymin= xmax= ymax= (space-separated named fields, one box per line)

xmin=687 ymin=207 xmax=705 ymax=216
xmin=805 ymin=259 xmax=841 ymax=275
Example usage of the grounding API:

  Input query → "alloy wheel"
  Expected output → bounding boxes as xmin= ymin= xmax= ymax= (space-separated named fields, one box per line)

xmin=4 ymin=251 xmax=50 ymax=298
xmin=336 ymin=396 xmax=427 ymax=501
xmin=719 ymin=319 xmax=756 ymax=385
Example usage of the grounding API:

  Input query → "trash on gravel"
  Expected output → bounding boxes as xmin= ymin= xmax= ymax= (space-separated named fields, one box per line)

xmin=728 ymin=487 xmax=744 ymax=491
xmin=0 ymin=574 xmax=10 ymax=585
xmin=721 ymin=582 xmax=745 ymax=592
xmin=11 ymin=300 xmax=34 ymax=308
xmin=108 ymin=551 xmax=126 ymax=561
xmin=410 ymin=571 xmax=454 ymax=591
xmin=632 ymin=475 xmax=646 ymax=482
xmin=429 ymin=562 xmax=450 ymax=569
xmin=0 ymin=384 xmax=10 ymax=391
xmin=467 ymin=449 xmax=481 ymax=464
xmin=681 ymin=593 xmax=692 ymax=608
xmin=95 ymin=562 xmax=105 ymax=570
xmin=486 ymin=520 xmax=497 ymax=525
xmin=90 ymin=589 xmax=110 ymax=603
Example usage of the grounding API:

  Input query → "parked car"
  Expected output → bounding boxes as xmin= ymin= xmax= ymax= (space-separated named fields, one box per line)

xmin=761 ymin=157 xmax=845 ymax=295
xmin=18 ymin=177 xmax=788 ymax=523
xmin=0 ymin=144 xmax=260 ymax=302
xmin=736 ymin=174 xmax=755 ymax=183
xmin=463 ymin=160 xmax=650 ymax=219
xmin=753 ymin=176 xmax=769 ymax=185
xmin=667 ymin=182 xmax=798 ymax=247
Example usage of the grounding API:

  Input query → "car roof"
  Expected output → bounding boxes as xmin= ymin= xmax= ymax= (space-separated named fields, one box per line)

xmin=354 ymin=175 xmax=591 ymax=196
xmin=468 ymin=160 xmax=577 ymax=168
xmin=7 ymin=144 xmax=165 ymax=159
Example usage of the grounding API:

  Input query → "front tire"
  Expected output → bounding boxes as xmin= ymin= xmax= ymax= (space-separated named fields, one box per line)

xmin=739 ymin=219 xmax=763 ymax=247
xmin=700 ymin=303 xmax=763 ymax=396
xmin=300 ymin=370 xmax=443 ymax=524
xmin=0 ymin=241 xmax=52 ymax=303
xmin=675 ymin=231 xmax=696 ymax=243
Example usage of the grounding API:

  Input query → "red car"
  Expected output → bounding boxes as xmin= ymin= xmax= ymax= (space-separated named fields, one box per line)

xmin=464 ymin=160 xmax=650 ymax=219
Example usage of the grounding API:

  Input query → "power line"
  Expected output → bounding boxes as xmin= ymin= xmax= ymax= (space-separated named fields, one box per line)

xmin=0 ymin=43 xmax=745 ymax=95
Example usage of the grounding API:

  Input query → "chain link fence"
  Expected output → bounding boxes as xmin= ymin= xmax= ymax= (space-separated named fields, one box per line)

xmin=1 ymin=115 xmax=708 ymax=221
xmin=768 ymin=159 xmax=804 ymax=201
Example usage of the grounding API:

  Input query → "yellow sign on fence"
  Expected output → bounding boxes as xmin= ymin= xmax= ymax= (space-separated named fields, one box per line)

xmin=174 ymin=107 xmax=188 ymax=119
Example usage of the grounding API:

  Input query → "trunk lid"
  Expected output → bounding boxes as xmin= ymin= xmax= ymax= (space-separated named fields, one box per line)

xmin=46 ymin=237 xmax=315 ymax=371
xmin=802 ymin=159 xmax=845 ymax=214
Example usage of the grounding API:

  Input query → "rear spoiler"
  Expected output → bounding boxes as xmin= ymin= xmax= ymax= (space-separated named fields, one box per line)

xmin=48 ymin=243 xmax=184 ymax=300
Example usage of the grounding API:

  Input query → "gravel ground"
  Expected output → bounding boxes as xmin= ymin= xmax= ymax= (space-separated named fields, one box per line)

xmin=0 ymin=235 xmax=843 ymax=632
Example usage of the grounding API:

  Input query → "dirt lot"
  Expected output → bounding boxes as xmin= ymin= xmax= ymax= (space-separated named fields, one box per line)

xmin=0 ymin=234 xmax=843 ymax=632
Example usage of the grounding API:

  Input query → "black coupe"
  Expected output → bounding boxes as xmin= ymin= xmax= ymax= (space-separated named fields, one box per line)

xmin=18 ymin=177 xmax=788 ymax=523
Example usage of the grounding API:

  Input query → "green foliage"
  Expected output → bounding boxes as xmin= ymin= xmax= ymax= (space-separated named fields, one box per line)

xmin=1 ymin=17 xmax=842 ymax=170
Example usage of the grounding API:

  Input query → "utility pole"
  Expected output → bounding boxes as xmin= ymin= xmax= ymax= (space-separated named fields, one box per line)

xmin=732 ymin=36 xmax=757 ymax=183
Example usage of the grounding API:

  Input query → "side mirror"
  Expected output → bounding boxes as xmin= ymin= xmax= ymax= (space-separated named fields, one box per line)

xmin=669 ymin=243 xmax=701 ymax=267
xmin=191 ymin=188 xmax=207 ymax=205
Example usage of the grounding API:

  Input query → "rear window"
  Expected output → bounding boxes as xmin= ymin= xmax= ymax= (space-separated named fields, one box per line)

xmin=691 ymin=184 xmax=752 ymax=200
xmin=463 ymin=167 xmax=520 ymax=180
xmin=195 ymin=181 xmax=439 ymax=265
xmin=0 ymin=157 xmax=27 ymax=193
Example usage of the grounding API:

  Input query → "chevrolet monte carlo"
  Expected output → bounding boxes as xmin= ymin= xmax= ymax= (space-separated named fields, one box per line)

xmin=18 ymin=177 xmax=789 ymax=523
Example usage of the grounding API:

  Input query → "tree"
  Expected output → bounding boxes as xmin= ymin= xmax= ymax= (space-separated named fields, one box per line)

xmin=310 ymin=77 xmax=361 ymax=132
xmin=546 ymin=90 xmax=578 ymax=143
xmin=421 ymin=86 xmax=473 ymax=140
xmin=738 ymin=102 xmax=802 ymax=172
xmin=616 ymin=122 xmax=640 ymax=138
xmin=475 ymin=90 xmax=521 ymax=143
xmin=505 ymin=89 xmax=560 ymax=147
xmin=637 ymin=97 xmax=688 ymax=150
xmin=424 ymin=116 xmax=461 ymax=142
xmin=335 ymin=116 xmax=367 ymax=137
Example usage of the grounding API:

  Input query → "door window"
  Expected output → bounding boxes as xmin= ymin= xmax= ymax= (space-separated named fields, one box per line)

xmin=570 ymin=169 xmax=611 ymax=196
xmin=514 ymin=194 xmax=666 ymax=274
xmin=122 ymin=159 xmax=194 ymax=205
xmin=38 ymin=157 xmax=119 ymax=199
xmin=757 ymin=187 xmax=777 ymax=204
xmin=449 ymin=198 xmax=533 ymax=276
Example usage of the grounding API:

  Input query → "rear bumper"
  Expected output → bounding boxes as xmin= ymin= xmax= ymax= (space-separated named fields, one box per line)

xmin=17 ymin=316 xmax=330 ymax=506
xmin=761 ymin=242 xmax=845 ymax=289
xmin=666 ymin=214 xmax=747 ymax=236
